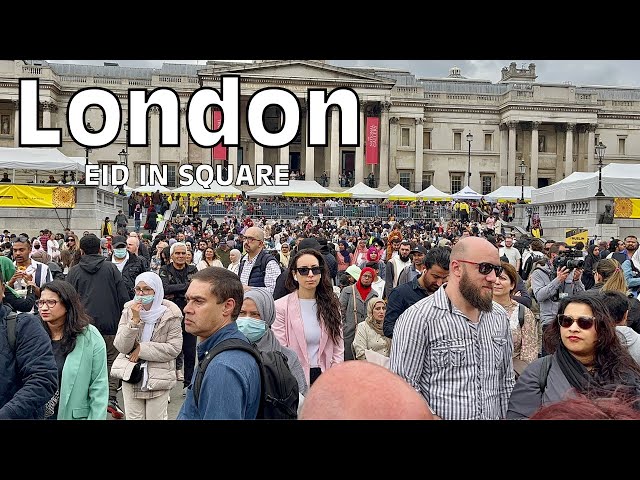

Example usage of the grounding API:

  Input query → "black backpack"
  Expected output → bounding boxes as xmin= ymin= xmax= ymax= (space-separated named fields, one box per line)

xmin=5 ymin=310 xmax=17 ymax=350
xmin=193 ymin=338 xmax=299 ymax=419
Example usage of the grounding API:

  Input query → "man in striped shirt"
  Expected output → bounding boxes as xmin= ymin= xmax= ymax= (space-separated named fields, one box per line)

xmin=389 ymin=236 xmax=515 ymax=419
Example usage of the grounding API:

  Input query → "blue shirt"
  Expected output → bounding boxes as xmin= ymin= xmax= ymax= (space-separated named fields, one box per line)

xmin=177 ymin=323 xmax=261 ymax=420
xmin=383 ymin=275 xmax=429 ymax=338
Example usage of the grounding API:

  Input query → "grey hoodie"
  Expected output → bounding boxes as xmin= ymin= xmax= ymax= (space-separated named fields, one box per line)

xmin=616 ymin=326 xmax=640 ymax=365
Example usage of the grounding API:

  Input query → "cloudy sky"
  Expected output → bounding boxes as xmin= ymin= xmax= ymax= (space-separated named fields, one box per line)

xmin=48 ymin=59 xmax=640 ymax=88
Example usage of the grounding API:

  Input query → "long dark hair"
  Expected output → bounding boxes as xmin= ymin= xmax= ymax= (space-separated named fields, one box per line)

xmin=544 ymin=292 xmax=640 ymax=394
xmin=40 ymin=280 xmax=92 ymax=356
xmin=285 ymin=248 xmax=342 ymax=344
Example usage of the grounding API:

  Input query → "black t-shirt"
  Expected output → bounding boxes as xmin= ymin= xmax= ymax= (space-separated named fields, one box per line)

xmin=49 ymin=339 xmax=67 ymax=419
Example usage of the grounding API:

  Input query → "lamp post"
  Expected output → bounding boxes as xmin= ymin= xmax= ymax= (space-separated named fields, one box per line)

xmin=466 ymin=132 xmax=473 ymax=187
xmin=518 ymin=159 xmax=526 ymax=204
xmin=594 ymin=141 xmax=607 ymax=197
xmin=84 ymin=121 xmax=94 ymax=165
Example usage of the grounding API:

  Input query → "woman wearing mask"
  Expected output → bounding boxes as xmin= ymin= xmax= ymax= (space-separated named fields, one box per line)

xmin=196 ymin=247 xmax=223 ymax=271
xmin=352 ymin=297 xmax=391 ymax=360
xmin=111 ymin=272 xmax=183 ymax=420
xmin=507 ymin=292 xmax=640 ymax=419
xmin=239 ymin=287 xmax=308 ymax=397
xmin=273 ymin=249 xmax=343 ymax=386
xmin=38 ymin=280 xmax=109 ymax=419
xmin=227 ymin=249 xmax=241 ymax=275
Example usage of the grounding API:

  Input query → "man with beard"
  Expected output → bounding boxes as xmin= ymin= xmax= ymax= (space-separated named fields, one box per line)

xmin=396 ymin=245 xmax=428 ymax=287
xmin=384 ymin=240 xmax=411 ymax=299
xmin=389 ymin=237 xmax=515 ymax=419
xmin=383 ymin=247 xmax=450 ymax=338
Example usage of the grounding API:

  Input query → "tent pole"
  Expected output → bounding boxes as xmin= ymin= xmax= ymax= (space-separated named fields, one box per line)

xmin=12 ymin=169 xmax=15 ymax=183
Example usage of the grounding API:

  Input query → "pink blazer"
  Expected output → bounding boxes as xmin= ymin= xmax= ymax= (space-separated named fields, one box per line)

xmin=273 ymin=292 xmax=344 ymax=386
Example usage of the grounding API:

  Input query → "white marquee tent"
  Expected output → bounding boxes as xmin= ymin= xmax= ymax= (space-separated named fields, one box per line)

xmin=171 ymin=181 xmax=241 ymax=196
xmin=452 ymin=185 xmax=482 ymax=200
xmin=532 ymin=163 xmax=640 ymax=203
xmin=384 ymin=184 xmax=417 ymax=200
xmin=0 ymin=147 xmax=85 ymax=174
xmin=342 ymin=182 xmax=386 ymax=199
xmin=247 ymin=180 xmax=345 ymax=197
xmin=417 ymin=185 xmax=452 ymax=201
xmin=485 ymin=185 xmax=536 ymax=203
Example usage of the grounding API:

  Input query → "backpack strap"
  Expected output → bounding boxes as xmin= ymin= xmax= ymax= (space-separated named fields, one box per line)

xmin=6 ymin=311 xmax=18 ymax=351
xmin=193 ymin=338 xmax=264 ymax=416
xmin=518 ymin=303 xmax=525 ymax=328
xmin=538 ymin=354 xmax=553 ymax=394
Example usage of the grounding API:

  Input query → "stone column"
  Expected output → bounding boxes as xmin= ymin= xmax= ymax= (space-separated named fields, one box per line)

xmin=565 ymin=123 xmax=574 ymax=178
xmin=389 ymin=116 xmax=399 ymax=187
xmin=414 ymin=117 xmax=424 ymax=192
xmin=254 ymin=143 xmax=263 ymax=166
xmin=499 ymin=123 xmax=508 ymax=187
xmin=12 ymin=100 xmax=20 ymax=148
xmin=150 ymin=106 xmax=160 ymax=166
xmin=355 ymin=100 xmax=366 ymax=185
xmin=508 ymin=121 xmax=517 ymax=185
xmin=180 ymin=107 xmax=189 ymax=164
xmin=530 ymin=121 xmax=540 ymax=188
xmin=228 ymin=146 xmax=238 ymax=172
xmin=42 ymin=101 xmax=56 ymax=129
xmin=587 ymin=124 xmax=597 ymax=172
xmin=555 ymin=125 xmax=564 ymax=182
xmin=328 ymin=106 xmax=341 ymax=189
xmin=378 ymin=101 xmax=391 ymax=190
xmin=279 ymin=144 xmax=290 ymax=166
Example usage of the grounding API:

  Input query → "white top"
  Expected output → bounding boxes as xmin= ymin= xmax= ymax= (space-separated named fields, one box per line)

xmin=299 ymin=298 xmax=321 ymax=368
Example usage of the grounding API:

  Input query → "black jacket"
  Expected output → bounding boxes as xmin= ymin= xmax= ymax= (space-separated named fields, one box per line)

xmin=113 ymin=252 xmax=147 ymax=300
xmin=66 ymin=254 xmax=130 ymax=335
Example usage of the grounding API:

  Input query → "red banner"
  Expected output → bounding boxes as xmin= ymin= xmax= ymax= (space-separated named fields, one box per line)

xmin=365 ymin=117 xmax=380 ymax=165
xmin=212 ymin=108 xmax=227 ymax=161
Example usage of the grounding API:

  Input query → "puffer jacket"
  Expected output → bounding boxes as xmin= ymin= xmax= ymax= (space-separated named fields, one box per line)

xmin=111 ymin=299 xmax=183 ymax=396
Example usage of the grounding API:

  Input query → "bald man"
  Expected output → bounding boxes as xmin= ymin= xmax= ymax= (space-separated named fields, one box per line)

xmin=389 ymin=236 xmax=515 ymax=420
xmin=299 ymin=362 xmax=434 ymax=420
xmin=237 ymin=226 xmax=281 ymax=295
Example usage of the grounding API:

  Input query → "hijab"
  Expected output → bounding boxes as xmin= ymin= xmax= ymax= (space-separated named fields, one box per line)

xmin=135 ymin=272 xmax=167 ymax=330
xmin=366 ymin=296 xmax=391 ymax=352
xmin=366 ymin=246 xmax=378 ymax=262
xmin=356 ymin=267 xmax=375 ymax=301
xmin=339 ymin=240 xmax=351 ymax=263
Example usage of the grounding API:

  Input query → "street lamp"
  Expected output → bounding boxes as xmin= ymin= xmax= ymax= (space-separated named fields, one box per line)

xmin=594 ymin=141 xmax=607 ymax=197
xmin=466 ymin=132 xmax=473 ymax=187
xmin=518 ymin=159 xmax=526 ymax=204
xmin=84 ymin=121 xmax=94 ymax=165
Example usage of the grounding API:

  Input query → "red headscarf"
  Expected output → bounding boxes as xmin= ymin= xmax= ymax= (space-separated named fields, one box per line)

xmin=355 ymin=267 xmax=375 ymax=300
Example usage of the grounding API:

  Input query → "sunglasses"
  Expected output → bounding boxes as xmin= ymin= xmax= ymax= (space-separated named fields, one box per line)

xmin=557 ymin=314 xmax=596 ymax=330
xmin=457 ymin=260 xmax=504 ymax=276
xmin=16 ymin=235 xmax=30 ymax=243
xmin=295 ymin=266 xmax=322 ymax=276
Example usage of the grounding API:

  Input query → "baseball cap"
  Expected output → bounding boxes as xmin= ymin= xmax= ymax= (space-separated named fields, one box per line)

xmin=411 ymin=245 xmax=428 ymax=255
xmin=298 ymin=238 xmax=321 ymax=251
xmin=112 ymin=235 xmax=127 ymax=248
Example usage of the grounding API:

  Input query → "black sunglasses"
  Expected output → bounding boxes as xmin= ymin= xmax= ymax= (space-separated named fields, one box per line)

xmin=295 ymin=266 xmax=322 ymax=276
xmin=457 ymin=260 xmax=504 ymax=276
xmin=557 ymin=314 xmax=595 ymax=330
xmin=15 ymin=235 xmax=30 ymax=243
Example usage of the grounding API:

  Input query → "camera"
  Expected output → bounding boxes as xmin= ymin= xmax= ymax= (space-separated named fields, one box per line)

xmin=553 ymin=247 xmax=585 ymax=270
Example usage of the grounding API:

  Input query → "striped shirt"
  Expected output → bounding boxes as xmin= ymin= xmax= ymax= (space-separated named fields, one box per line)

xmin=389 ymin=284 xmax=515 ymax=420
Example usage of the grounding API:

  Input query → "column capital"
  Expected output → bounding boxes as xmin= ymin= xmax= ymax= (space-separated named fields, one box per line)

xmin=506 ymin=121 xmax=518 ymax=129
xmin=41 ymin=101 xmax=58 ymax=112
xmin=380 ymin=101 xmax=391 ymax=112
xmin=499 ymin=122 xmax=508 ymax=131
xmin=150 ymin=106 xmax=160 ymax=115
xmin=12 ymin=100 xmax=20 ymax=111
xmin=565 ymin=123 xmax=575 ymax=132
xmin=390 ymin=116 xmax=400 ymax=124
xmin=415 ymin=117 xmax=424 ymax=125
xmin=587 ymin=123 xmax=598 ymax=132
xmin=359 ymin=100 xmax=367 ymax=112
xmin=531 ymin=121 xmax=541 ymax=129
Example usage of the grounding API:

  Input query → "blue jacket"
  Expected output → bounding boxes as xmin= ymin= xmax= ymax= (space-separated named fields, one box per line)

xmin=0 ymin=305 xmax=58 ymax=419
xmin=383 ymin=276 xmax=429 ymax=338
xmin=177 ymin=323 xmax=261 ymax=420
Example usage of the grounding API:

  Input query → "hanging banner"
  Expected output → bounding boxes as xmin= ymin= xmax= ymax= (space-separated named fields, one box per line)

xmin=365 ymin=117 xmax=380 ymax=165
xmin=0 ymin=185 xmax=75 ymax=208
xmin=565 ymin=228 xmax=589 ymax=247
xmin=212 ymin=108 xmax=227 ymax=161
xmin=614 ymin=198 xmax=640 ymax=218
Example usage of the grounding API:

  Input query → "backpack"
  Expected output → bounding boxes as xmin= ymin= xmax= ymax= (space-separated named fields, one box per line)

xmin=5 ymin=310 xmax=18 ymax=351
xmin=193 ymin=338 xmax=299 ymax=419
xmin=538 ymin=354 xmax=553 ymax=393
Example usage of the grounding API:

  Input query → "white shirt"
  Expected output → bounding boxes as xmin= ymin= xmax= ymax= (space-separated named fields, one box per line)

xmin=299 ymin=298 xmax=321 ymax=367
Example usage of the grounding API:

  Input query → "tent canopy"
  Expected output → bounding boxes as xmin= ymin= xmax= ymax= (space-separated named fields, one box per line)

xmin=247 ymin=180 xmax=349 ymax=197
xmin=384 ymin=184 xmax=417 ymax=200
xmin=485 ymin=185 xmax=536 ymax=203
xmin=0 ymin=147 xmax=85 ymax=171
xmin=452 ymin=185 xmax=482 ymax=200
xmin=342 ymin=182 xmax=386 ymax=199
xmin=171 ymin=181 xmax=241 ymax=196
xmin=532 ymin=163 xmax=640 ymax=203
xmin=417 ymin=185 xmax=452 ymax=201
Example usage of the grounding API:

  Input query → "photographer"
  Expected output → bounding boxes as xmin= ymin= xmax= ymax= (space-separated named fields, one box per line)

xmin=531 ymin=242 xmax=585 ymax=330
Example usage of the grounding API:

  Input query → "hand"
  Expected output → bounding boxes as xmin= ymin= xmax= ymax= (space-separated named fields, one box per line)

xmin=129 ymin=345 xmax=140 ymax=362
xmin=130 ymin=302 xmax=143 ymax=323
xmin=8 ymin=272 xmax=23 ymax=287
xmin=556 ymin=267 xmax=570 ymax=282
xmin=513 ymin=290 xmax=522 ymax=297
xmin=573 ymin=268 xmax=583 ymax=282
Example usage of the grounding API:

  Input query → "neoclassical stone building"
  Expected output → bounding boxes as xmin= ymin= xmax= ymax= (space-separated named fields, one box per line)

xmin=1 ymin=59 xmax=639 ymax=194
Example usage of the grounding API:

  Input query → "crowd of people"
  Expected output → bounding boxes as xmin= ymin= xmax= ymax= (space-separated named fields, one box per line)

xmin=2 ymin=196 xmax=640 ymax=420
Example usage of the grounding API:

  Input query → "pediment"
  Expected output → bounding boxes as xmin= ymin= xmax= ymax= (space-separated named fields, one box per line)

xmin=201 ymin=60 xmax=395 ymax=87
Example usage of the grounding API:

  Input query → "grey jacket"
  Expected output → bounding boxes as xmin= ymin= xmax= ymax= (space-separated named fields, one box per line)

xmin=339 ymin=285 xmax=378 ymax=361
xmin=531 ymin=263 xmax=584 ymax=326
xmin=617 ymin=326 xmax=640 ymax=365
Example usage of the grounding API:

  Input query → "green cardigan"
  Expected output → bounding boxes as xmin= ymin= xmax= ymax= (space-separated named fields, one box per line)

xmin=57 ymin=324 xmax=109 ymax=420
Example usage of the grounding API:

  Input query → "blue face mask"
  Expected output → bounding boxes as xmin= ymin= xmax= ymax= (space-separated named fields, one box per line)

xmin=236 ymin=317 xmax=267 ymax=342
xmin=113 ymin=248 xmax=127 ymax=259
xmin=134 ymin=295 xmax=154 ymax=305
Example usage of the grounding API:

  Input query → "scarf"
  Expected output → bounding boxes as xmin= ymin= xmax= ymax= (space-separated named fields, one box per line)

xmin=0 ymin=256 xmax=17 ymax=295
xmin=366 ymin=298 xmax=391 ymax=352
xmin=355 ymin=267 xmax=375 ymax=300
xmin=245 ymin=287 xmax=283 ymax=353
xmin=555 ymin=343 xmax=591 ymax=394
xmin=338 ymin=241 xmax=351 ymax=263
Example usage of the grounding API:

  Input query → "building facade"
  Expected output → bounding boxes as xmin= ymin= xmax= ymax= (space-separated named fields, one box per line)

xmin=1 ymin=59 xmax=639 ymax=194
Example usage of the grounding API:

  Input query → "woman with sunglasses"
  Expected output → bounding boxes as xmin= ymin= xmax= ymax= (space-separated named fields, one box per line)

xmin=38 ymin=280 xmax=109 ymax=419
xmin=507 ymin=292 xmax=640 ymax=419
xmin=273 ymin=248 xmax=344 ymax=386
xmin=352 ymin=296 xmax=391 ymax=361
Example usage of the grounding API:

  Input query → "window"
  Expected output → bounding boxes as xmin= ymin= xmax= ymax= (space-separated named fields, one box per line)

xmin=619 ymin=137 xmax=626 ymax=155
xmin=454 ymin=132 xmax=462 ymax=150
xmin=422 ymin=172 xmax=433 ymax=190
xmin=450 ymin=173 xmax=463 ymax=194
xmin=401 ymin=127 xmax=410 ymax=147
xmin=484 ymin=133 xmax=492 ymax=151
xmin=166 ymin=164 xmax=177 ymax=188
xmin=482 ymin=175 xmax=493 ymax=195
xmin=264 ymin=105 xmax=281 ymax=133
xmin=399 ymin=172 xmax=411 ymax=190
xmin=424 ymin=130 xmax=431 ymax=149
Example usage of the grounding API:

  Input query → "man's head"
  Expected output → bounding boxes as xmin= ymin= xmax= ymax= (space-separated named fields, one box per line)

xmin=449 ymin=237 xmax=501 ymax=312
xmin=12 ymin=235 xmax=31 ymax=265
xmin=398 ymin=241 xmax=411 ymax=263
xmin=184 ymin=267 xmax=244 ymax=339
xmin=624 ymin=236 xmax=638 ymax=253
xmin=420 ymin=247 xmax=451 ymax=293
xmin=198 ymin=240 xmax=207 ymax=252
xmin=244 ymin=226 xmax=265 ymax=256
xmin=79 ymin=234 xmax=101 ymax=255
xmin=548 ymin=242 xmax=567 ymax=262
xmin=299 ymin=362 xmax=434 ymax=420
xmin=170 ymin=242 xmax=187 ymax=267
xmin=126 ymin=236 xmax=139 ymax=255
xmin=410 ymin=245 xmax=428 ymax=267
xmin=176 ymin=232 xmax=186 ymax=242
xmin=504 ymin=236 xmax=513 ymax=248
xmin=600 ymin=290 xmax=629 ymax=326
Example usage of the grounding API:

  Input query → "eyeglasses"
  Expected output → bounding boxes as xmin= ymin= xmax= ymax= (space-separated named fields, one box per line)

xmin=295 ymin=266 xmax=322 ymax=276
xmin=134 ymin=287 xmax=155 ymax=295
xmin=557 ymin=314 xmax=595 ymax=330
xmin=244 ymin=236 xmax=262 ymax=243
xmin=457 ymin=260 xmax=504 ymax=276
xmin=36 ymin=299 xmax=58 ymax=308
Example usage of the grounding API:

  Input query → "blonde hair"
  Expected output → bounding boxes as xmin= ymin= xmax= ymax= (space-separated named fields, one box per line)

xmin=595 ymin=258 xmax=628 ymax=293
